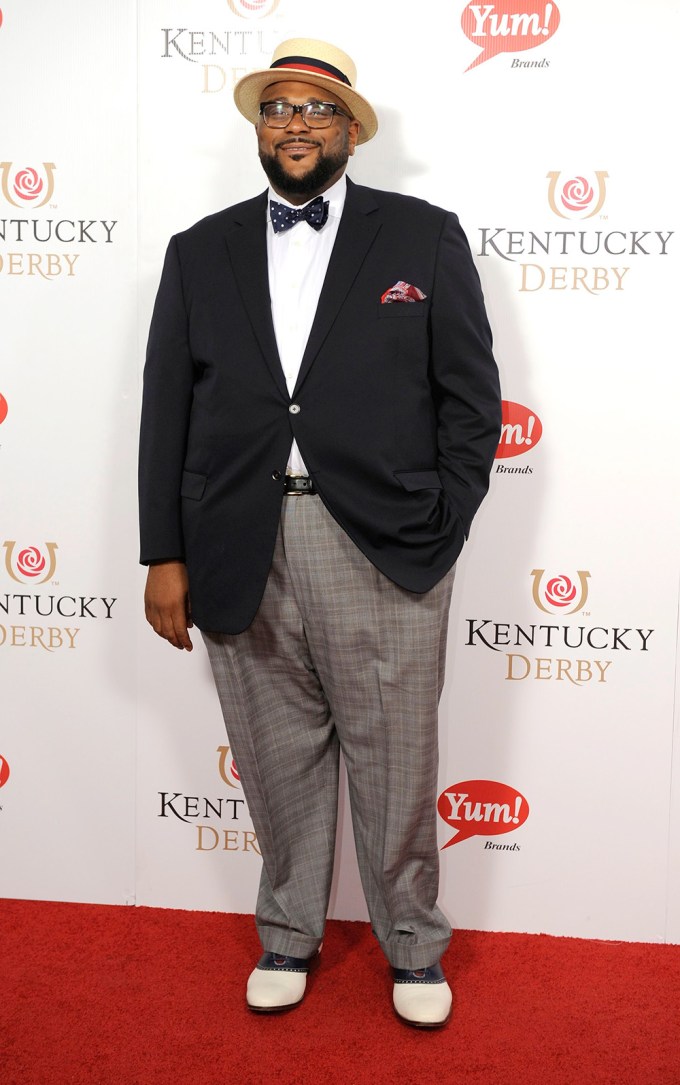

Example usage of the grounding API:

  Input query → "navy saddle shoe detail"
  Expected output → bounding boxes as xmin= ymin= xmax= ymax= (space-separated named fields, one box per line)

xmin=256 ymin=952 xmax=315 ymax=973
xmin=392 ymin=962 xmax=446 ymax=984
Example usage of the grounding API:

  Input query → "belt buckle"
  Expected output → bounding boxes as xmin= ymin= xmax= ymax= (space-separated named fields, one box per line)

xmin=285 ymin=473 xmax=313 ymax=495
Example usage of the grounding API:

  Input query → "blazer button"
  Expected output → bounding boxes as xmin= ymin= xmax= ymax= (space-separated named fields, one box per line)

xmin=289 ymin=403 xmax=301 ymax=414
xmin=271 ymin=470 xmax=282 ymax=481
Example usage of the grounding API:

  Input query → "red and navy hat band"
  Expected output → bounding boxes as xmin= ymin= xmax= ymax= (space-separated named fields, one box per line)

xmin=270 ymin=55 xmax=351 ymax=87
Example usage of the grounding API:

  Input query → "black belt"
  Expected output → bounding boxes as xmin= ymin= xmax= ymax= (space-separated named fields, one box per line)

xmin=284 ymin=474 xmax=316 ymax=495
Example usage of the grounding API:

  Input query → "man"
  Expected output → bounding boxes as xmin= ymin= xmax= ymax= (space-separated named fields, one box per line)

xmin=140 ymin=38 xmax=501 ymax=1028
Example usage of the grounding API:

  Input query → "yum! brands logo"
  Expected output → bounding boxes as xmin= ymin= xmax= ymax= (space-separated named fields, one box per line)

xmin=438 ymin=780 xmax=529 ymax=848
xmin=477 ymin=170 xmax=673 ymax=294
xmin=465 ymin=569 xmax=654 ymax=685
xmin=461 ymin=1 xmax=560 ymax=71
xmin=0 ymin=162 xmax=56 ymax=208
xmin=495 ymin=400 xmax=542 ymax=475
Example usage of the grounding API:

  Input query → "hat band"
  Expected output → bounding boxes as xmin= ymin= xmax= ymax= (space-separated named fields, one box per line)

xmin=269 ymin=55 xmax=352 ymax=87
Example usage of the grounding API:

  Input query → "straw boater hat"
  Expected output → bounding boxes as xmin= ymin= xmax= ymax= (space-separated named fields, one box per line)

xmin=233 ymin=38 xmax=378 ymax=144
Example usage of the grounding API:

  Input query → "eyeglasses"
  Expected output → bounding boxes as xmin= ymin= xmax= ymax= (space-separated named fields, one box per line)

xmin=259 ymin=100 xmax=353 ymax=129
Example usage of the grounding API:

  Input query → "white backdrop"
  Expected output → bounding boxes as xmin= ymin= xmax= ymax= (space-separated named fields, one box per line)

xmin=1 ymin=0 xmax=679 ymax=945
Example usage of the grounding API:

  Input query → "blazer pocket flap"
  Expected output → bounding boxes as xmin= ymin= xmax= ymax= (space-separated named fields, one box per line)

xmin=181 ymin=470 xmax=207 ymax=500
xmin=394 ymin=470 xmax=442 ymax=491
xmin=377 ymin=302 xmax=428 ymax=318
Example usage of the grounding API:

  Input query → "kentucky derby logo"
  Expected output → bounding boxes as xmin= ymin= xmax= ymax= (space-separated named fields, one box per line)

xmin=226 ymin=0 xmax=280 ymax=17
xmin=3 ymin=541 xmax=58 ymax=584
xmin=217 ymin=745 xmax=241 ymax=789
xmin=531 ymin=569 xmax=590 ymax=615
xmin=0 ymin=161 xmax=56 ymax=208
xmin=547 ymin=171 xmax=608 ymax=220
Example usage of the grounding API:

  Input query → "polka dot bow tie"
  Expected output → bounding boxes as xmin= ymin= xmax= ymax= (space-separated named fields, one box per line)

xmin=270 ymin=195 xmax=329 ymax=234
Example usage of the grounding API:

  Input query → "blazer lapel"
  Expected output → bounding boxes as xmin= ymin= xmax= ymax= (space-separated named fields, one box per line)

xmin=293 ymin=180 xmax=382 ymax=396
xmin=223 ymin=192 xmax=288 ymax=400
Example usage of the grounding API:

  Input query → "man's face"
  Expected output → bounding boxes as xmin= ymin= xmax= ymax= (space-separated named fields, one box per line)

xmin=256 ymin=79 xmax=360 ymax=204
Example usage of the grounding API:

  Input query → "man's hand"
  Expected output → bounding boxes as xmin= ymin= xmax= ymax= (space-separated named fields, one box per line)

xmin=144 ymin=561 xmax=194 ymax=651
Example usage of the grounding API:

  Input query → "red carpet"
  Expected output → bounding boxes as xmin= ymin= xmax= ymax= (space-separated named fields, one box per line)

xmin=2 ymin=899 xmax=679 ymax=1085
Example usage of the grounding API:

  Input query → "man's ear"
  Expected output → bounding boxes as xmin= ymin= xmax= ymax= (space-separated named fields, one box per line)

xmin=348 ymin=118 xmax=361 ymax=156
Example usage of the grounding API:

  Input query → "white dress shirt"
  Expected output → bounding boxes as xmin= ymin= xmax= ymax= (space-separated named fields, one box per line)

xmin=266 ymin=174 xmax=347 ymax=475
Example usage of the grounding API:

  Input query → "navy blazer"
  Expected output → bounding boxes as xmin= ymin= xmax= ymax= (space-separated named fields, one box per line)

xmin=139 ymin=179 xmax=501 ymax=632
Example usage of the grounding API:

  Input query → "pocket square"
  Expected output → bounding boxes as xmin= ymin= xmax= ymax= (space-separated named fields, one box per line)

xmin=381 ymin=281 xmax=427 ymax=304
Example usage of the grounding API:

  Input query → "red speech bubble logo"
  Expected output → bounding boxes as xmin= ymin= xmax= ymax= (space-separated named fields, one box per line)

xmin=461 ymin=1 xmax=560 ymax=72
xmin=438 ymin=779 xmax=529 ymax=848
xmin=0 ymin=394 xmax=7 ymax=424
xmin=0 ymin=756 xmax=10 ymax=788
xmin=496 ymin=400 xmax=542 ymax=459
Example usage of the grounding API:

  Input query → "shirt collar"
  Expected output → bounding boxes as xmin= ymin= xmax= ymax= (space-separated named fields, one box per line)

xmin=267 ymin=173 xmax=347 ymax=224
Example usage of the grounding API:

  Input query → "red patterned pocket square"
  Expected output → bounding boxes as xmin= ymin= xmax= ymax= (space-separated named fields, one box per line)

xmin=380 ymin=281 xmax=427 ymax=304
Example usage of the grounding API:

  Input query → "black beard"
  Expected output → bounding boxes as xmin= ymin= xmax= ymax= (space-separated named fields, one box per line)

xmin=258 ymin=140 xmax=349 ymax=201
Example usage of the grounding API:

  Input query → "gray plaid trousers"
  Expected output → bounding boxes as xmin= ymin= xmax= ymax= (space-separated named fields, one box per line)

xmin=203 ymin=495 xmax=454 ymax=970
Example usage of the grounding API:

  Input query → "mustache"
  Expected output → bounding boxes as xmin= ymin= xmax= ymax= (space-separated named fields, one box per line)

xmin=275 ymin=137 xmax=320 ymax=149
